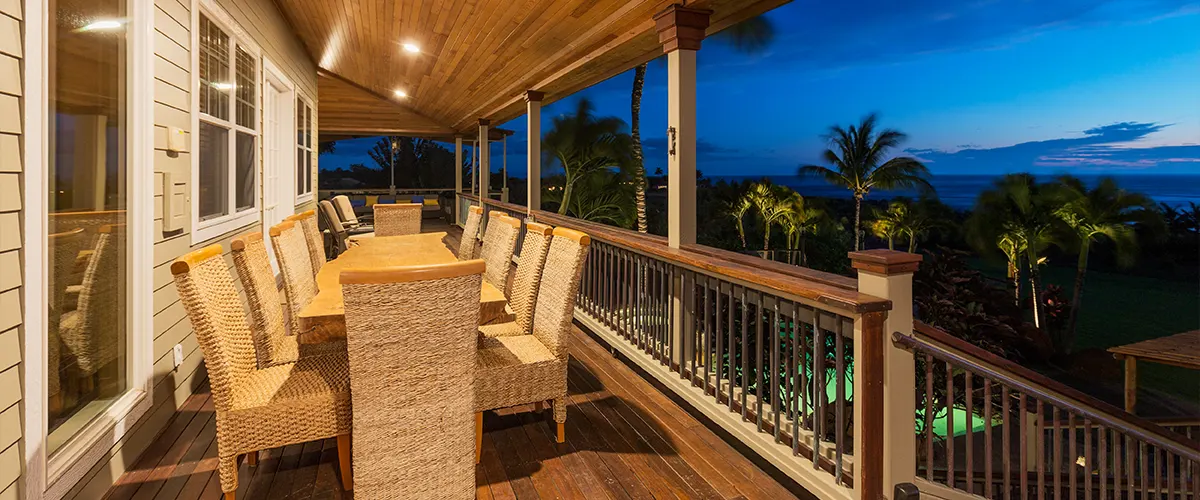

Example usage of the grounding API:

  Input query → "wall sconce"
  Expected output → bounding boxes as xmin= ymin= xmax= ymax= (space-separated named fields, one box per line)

xmin=667 ymin=126 xmax=677 ymax=157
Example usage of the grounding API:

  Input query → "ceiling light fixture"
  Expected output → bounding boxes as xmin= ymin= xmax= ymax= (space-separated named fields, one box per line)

xmin=394 ymin=89 xmax=408 ymax=98
xmin=213 ymin=82 xmax=235 ymax=91
xmin=81 ymin=19 xmax=124 ymax=31
xmin=402 ymin=43 xmax=420 ymax=54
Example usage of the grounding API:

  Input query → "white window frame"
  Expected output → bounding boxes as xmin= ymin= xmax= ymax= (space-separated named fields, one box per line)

xmin=190 ymin=0 xmax=263 ymax=244
xmin=23 ymin=0 xmax=155 ymax=496
xmin=295 ymin=94 xmax=315 ymax=204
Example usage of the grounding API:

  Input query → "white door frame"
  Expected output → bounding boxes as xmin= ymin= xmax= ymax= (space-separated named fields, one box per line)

xmin=22 ymin=0 xmax=155 ymax=496
xmin=261 ymin=57 xmax=296 ymax=272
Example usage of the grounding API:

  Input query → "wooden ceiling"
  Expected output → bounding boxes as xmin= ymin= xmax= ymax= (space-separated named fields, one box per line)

xmin=281 ymin=0 xmax=788 ymax=137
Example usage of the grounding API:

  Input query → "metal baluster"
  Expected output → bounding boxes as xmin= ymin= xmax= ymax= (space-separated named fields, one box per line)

xmin=984 ymin=379 xmax=994 ymax=499
xmin=604 ymin=245 xmax=613 ymax=328
xmin=773 ymin=298 xmax=781 ymax=443
xmin=966 ymin=371 xmax=974 ymax=494
xmin=792 ymin=307 xmax=802 ymax=456
xmin=789 ymin=302 xmax=798 ymax=423
xmin=1054 ymin=407 xmax=1062 ymax=500
xmin=728 ymin=285 xmax=736 ymax=412
xmin=798 ymin=313 xmax=808 ymax=443
xmin=1068 ymin=414 xmax=1076 ymax=500
xmin=1021 ymin=393 xmax=1029 ymax=500
xmin=1003 ymin=385 xmax=1011 ymax=500
xmin=715 ymin=282 xmax=724 ymax=405
xmin=755 ymin=291 xmax=764 ymax=432
xmin=835 ymin=317 xmax=845 ymax=484
xmin=1165 ymin=450 xmax=1173 ymax=500
xmin=1139 ymin=440 xmax=1147 ymax=499
xmin=622 ymin=250 xmax=631 ymax=337
xmin=1126 ymin=435 xmax=1134 ymax=500
xmin=703 ymin=277 xmax=712 ymax=395
xmin=1037 ymin=399 xmax=1045 ymax=500
xmin=1083 ymin=418 xmax=1091 ymax=500
xmin=1153 ymin=447 xmax=1161 ymax=500
xmin=1098 ymin=425 xmax=1107 ymax=500
xmin=948 ymin=360 xmax=956 ymax=489
xmin=812 ymin=311 xmax=824 ymax=470
xmin=740 ymin=286 xmax=748 ymax=420
xmin=926 ymin=353 xmax=936 ymax=481
xmin=1114 ymin=430 xmax=1122 ymax=499
xmin=686 ymin=271 xmax=695 ymax=382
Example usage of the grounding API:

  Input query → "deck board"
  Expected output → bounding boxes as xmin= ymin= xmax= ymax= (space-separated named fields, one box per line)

xmin=103 ymin=220 xmax=805 ymax=500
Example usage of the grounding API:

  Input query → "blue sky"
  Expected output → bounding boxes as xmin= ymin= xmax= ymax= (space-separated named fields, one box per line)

xmin=322 ymin=0 xmax=1200 ymax=178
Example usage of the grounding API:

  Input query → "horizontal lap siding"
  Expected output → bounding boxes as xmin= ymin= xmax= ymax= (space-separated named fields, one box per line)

xmin=67 ymin=0 xmax=318 ymax=496
xmin=0 ymin=0 xmax=21 ymax=498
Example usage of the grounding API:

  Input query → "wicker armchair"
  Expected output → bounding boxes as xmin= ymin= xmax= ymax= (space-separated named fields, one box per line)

xmin=479 ymin=221 xmax=553 ymax=338
xmin=48 ymin=227 xmax=86 ymax=412
xmin=478 ymin=213 xmax=520 ymax=291
xmin=230 ymin=232 xmax=343 ymax=368
xmin=268 ymin=221 xmax=319 ymax=338
xmin=372 ymin=203 xmax=423 ymax=236
xmin=60 ymin=224 xmax=125 ymax=382
xmin=332 ymin=194 xmax=372 ymax=229
xmin=340 ymin=260 xmax=485 ymax=498
xmin=171 ymin=244 xmax=352 ymax=499
xmin=320 ymin=200 xmax=372 ymax=256
xmin=285 ymin=210 xmax=325 ymax=276
xmin=475 ymin=228 xmax=590 ymax=458
xmin=457 ymin=205 xmax=483 ymax=260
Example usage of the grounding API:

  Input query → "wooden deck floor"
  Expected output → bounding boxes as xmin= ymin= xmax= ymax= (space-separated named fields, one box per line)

xmin=102 ymin=324 xmax=804 ymax=500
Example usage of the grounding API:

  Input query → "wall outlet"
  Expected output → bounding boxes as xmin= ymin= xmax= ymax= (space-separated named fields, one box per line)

xmin=173 ymin=343 xmax=184 ymax=368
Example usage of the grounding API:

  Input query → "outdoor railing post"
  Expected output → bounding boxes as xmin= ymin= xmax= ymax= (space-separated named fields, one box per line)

xmin=850 ymin=249 xmax=921 ymax=500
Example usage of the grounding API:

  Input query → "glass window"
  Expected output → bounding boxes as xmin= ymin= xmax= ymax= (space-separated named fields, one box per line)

xmin=296 ymin=98 xmax=314 ymax=197
xmin=47 ymin=0 xmax=130 ymax=455
xmin=197 ymin=12 xmax=258 ymax=224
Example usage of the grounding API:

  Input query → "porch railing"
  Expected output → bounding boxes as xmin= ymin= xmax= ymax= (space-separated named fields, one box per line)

xmin=897 ymin=322 xmax=1200 ymax=499
xmin=459 ymin=193 xmax=892 ymax=500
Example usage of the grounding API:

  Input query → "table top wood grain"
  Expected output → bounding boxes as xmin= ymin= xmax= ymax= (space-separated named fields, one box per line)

xmin=296 ymin=232 xmax=507 ymax=344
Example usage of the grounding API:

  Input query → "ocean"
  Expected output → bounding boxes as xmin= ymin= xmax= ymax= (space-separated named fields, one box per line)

xmin=710 ymin=174 xmax=1200 ymax=210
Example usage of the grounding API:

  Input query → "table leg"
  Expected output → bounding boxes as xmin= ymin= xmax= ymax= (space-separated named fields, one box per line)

xmin=1123 ymin=357 xmax=1137 ymax=414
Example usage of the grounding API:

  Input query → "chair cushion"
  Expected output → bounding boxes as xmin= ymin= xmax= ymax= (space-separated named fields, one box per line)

xmin=475 ymin=336 xmax=565 ymax=412
xmin=479 ymin=321 xmax=524 ymax=339
xmin=365 ymin=195 xmax=378 ymax=206
xmin=233 ymin=353 xmax=350 ymax=410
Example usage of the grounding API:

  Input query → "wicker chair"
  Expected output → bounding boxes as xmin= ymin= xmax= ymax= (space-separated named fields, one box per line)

xmin=341 ymin=260 xmax=485 ymax=498
xmin=230 ymin=232 xmax=343 ymax=368
xmin=372 ymin=203 xmax=423 ymax=237
xmin=475 ymin=227 xmax=590 ymax=458
xmin=48 ymin=227 xmax=86 ymax=412
xmin=319 ymin=200 xmax=372 ymax=256
xmin=60 ymin=224 xmax=125 ymax=382
xmin=286 ymin=210 xmax=325 ymax=277
xmin=478 ymin=221 xmax=553 ymax=338
xmin=268 ymin=221 xmax=319 ymax=339
xmin=478 ymin=213 xmax=520 ymax=291
xmin=332 ymin=194 xmax=372 ymax=229
xmin=457 ymin=205 xmax=483 ymax=260
xmin=171 ymin=245 xmax=352 ymax=499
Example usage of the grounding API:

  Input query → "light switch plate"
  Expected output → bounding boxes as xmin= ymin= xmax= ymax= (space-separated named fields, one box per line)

xmin=173 ymin=343 xmax=184 ymax=368
xmin=167 ymin=126 xmax=186 ymax=152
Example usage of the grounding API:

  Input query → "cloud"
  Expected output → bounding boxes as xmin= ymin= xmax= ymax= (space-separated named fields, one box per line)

xmin=905 ymin=121 xmax=1200 ymax=173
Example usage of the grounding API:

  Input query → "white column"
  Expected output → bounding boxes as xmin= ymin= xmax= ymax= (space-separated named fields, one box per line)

xmin=525 ymin=91 xmax=543 ymax=213
xmin=666 ymin=49 xmax=697 ymax=248
xmin=470 ymin=139 xmax=477 ymax=195
xmin=479 ymin=119 xmax=490 ymax=201
xmin=501 ymin=136 xmax=509 ymax=202
xmin=454 ymin=135 xmax=463 ymax=194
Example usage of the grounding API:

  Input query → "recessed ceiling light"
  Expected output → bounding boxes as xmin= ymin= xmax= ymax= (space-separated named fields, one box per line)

xmin=402 ymin=43 xmax=420 ymax=54
xmin=213 ymin=82 xmax=235 ymax=91
xmin=394 ymin=89 xmax=408 ymax=98
xmin=81 ymin=19 xmax=124 ymax=31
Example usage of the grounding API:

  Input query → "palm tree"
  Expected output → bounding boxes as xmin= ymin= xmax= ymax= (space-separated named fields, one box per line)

xmin=967 ymin=174 xmax=1058 ymax=335
xmin=799 ymin=113 xmax=932 ymax=251
xmin=870 ymin=202 xmax=906 ymax=250
xmin=543 ymin=171 xmax=636 ymax=227
xmin=743 ymin=182 xmax=791 ymax=251
xmin=542 ymin=98 xmax=632 ymax=215
xmin=728 ymin=196 xmax=752 ymax=249
xmin=779 ymin=194 xmax=823 ymax=265
xmin=1050 ymin=176 xmax=1156 ymax=354
xmin=996 ymin=232 xmax=1026 ymax=306
xmin=628 ymin=16 xmax=775 ymax=233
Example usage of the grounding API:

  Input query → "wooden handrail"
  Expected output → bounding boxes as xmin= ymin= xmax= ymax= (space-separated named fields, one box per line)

xmin=903 ymin=321 xmax=1200 ymax=462
xmin=460 ymin=193 xmax=891 ymax=315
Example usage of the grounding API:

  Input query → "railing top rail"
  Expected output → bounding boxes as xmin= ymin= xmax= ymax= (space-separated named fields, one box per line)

xmin=902 ymin=321 xmax=1200 ymax=461
xmin=460 ymin=193 xmax=891 ymax=315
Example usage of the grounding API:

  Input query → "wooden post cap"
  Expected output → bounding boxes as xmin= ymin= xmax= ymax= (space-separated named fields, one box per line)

xmin=478 ymin=118 xmax=491 ymax=126
xmin=524 ymin=90 xmax=545 ymax=102
xmin=654 ymin=4 xmax=711 ymax=52
xmin=848 ymin=249 xmax=922 ymax=275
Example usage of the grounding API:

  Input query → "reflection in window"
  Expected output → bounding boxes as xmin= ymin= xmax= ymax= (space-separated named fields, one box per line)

xmin=198 ymin=12 xmax=258 ymax=222
xmin=296 ymin=99 xmax=313 ymax=196
xmin=47 ymin=0 xmax=129 ymax=454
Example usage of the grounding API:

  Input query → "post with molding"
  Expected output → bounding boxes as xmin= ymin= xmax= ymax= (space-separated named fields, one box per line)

xmin=655 ymin=3 xmax=708 ymax=367
xmin=454 ymin=135 xmax=463 ymax=223
xmin=850 ymin=249 xmax=921 ymax=500
xmin=525 ymin=90 xmax=544 ymax=213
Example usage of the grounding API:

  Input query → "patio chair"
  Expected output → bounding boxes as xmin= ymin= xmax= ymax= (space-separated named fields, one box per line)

xmin=457 ymin=206 xmax=483 ymax=260
xmin=230 ymin=232 xmax=343 ymax=368
xmin=319 ymin=200 xmax=371 ymax=256
xmin=59 ymin=224 xmax=125 ymax=388
xmin=268 ymin=221 xmax=319 ymax=338
xmin=372 ymin=203 xmax=423 ymax=237
xmin=171 ymin=245 xmax=352 ymax=499
xmin=475 ymin=228 xmax=591 ymax=458
xmin=48 ymin=227 xmax=86 ymax=413
xmin=340 ymin=260 xmax=485 ymax=498
xmin=286 ymin=209 xmax=325 ymax=276
xmin=332 ymin=194 xmax=373 ymax=229
xmin=479 ymin=213 xmax=520 ymax=292
xmin=478 ymin=221 xmax=554 ymax=338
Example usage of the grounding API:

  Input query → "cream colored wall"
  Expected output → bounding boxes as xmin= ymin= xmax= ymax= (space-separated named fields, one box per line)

xmin=0 ymin=0 xmax=23 ymax=497
xmin=65 ymin=0 xmax=318 ymax=496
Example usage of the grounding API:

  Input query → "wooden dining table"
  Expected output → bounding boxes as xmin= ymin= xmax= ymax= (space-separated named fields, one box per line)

xmin=296 ymin=231 xmax=508 ymax=344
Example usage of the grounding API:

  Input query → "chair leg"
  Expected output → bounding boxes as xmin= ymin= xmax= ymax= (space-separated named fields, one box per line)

xmin=337 ymin=434 xmax=352 ymax=491
xmin=534 ymin=401 xmax=543 ymax=412
xmin=224 ymin=493 xmax=235 ymax=500
xmin=246 ymin=450 xmax=258 ymax=467
xmin=475 ymin=412 xmax=483 ymax=464
xmin=557 ymin=423 xmax=565 ymax=443
xmin=553 ymin=397 xmax=567 ymax=443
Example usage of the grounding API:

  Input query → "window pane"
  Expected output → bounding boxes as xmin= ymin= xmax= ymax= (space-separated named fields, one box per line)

xmin=199 ymin=15 xmax=230 ymax=120
xmin=47 ymin=0 xmax=129 ymax=454
xmin=296 ymin=98 xmax=304 ymax=146
xmin=297 ymin=148 xmax=304 ymax=194
xmin=235 ymin=46 xmax=256 ymax=129
xmin=198 ymin=122 xmax=230 ymax=220
xmin=305 ymin=150 xmax=313 ymax=193
xmin=305 ymin=104 xmax=312 ymax=148
xmin=236 ymin=132 xmax=256 ymax=211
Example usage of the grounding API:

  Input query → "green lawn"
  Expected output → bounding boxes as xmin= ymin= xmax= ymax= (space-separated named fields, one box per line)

xmin=972 ymin=259 xmax=1200 ymax=402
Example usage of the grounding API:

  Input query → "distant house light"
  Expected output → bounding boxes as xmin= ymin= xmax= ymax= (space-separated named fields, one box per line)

xmin=81 ymin=19 xmax=124 ymax=31
xmin=394 ymin=89 xmax=408 ymax=98
xmin=402 ymin=43 xmax=420 ymax=54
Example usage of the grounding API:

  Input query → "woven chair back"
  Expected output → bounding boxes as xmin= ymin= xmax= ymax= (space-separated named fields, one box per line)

xmin=532 ymin=228 xmax=591 ymax=359
xmin=331 ymin=195 xmax=360 ymax=226
xmin=269 ymin=221 xmax=317 ymax=337
xmin=48 ymin=227 xmax=86 ymax=397
xmin=340 ymin=260 xmax=485 ymax=498
xmin=63 ymin=223 xmax=125 ymax=375
xmin=479 ymin=215 xmax=520 ymax=290
xmin=373 ymin=203 xmax=423 ymax=237
xmin=458 ymin=205 xmax=483 ymax=260
xmin=230 ymin=232 xmax=297 ymax=368
xmin=318 ymin=200 xmax=348 ymax=254
xmin=509 ymin=221 xmax=554 ymax=334
xmin=171 ymin=244 xmax=257 ymax=413
xmin=287 ymin=210 xmax=325 ymax=276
